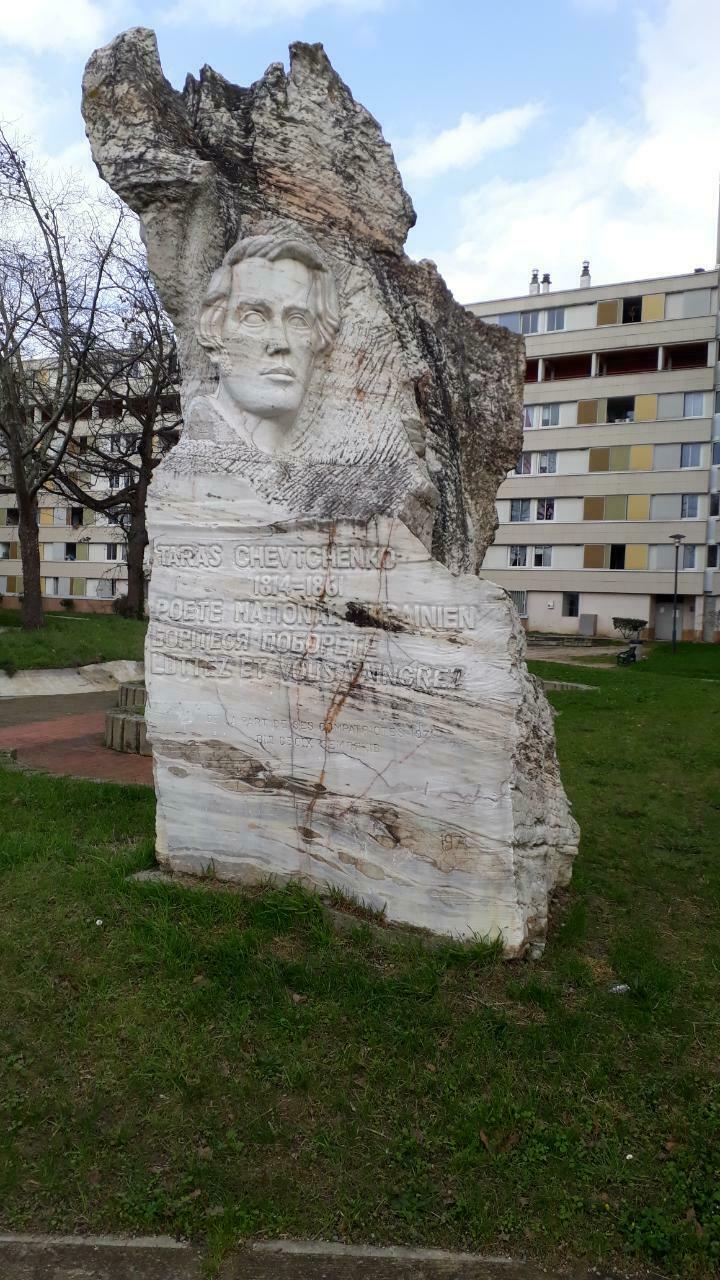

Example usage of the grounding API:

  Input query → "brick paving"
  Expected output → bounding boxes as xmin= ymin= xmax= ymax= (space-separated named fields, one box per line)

xmin=0 ymin=693 xmax=152 ymax=787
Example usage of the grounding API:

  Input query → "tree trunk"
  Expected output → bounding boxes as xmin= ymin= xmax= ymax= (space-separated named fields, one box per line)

xmin=17 ymin=491 xmax=44 ymax=630
xmin=125 ymin=500 xmax=148 ymax=620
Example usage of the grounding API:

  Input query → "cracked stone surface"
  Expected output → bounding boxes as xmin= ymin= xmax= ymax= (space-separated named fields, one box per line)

xmin=82 ymin=28 xmax=579 ymax=953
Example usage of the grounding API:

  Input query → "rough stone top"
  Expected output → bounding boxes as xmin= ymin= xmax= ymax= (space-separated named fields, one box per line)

xmin=83 ymin=29 xmax=415 ymax=255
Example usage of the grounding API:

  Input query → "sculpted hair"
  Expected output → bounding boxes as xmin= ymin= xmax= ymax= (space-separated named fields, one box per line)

xmin=197 ymin=234 xmax=340 ymax=356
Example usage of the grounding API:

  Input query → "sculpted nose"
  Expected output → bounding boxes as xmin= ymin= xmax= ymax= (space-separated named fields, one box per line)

xmin=266 ymin=320 xmax=290 ymax=354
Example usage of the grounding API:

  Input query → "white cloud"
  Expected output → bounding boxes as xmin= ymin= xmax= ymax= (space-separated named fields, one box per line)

xmin=430 ymin=0 xmax=720 ymax=303
xmin=0 ymin=0 xmax=116 ymax=55
xmin=0 ymin=60 xmax=53 ymax=140
xmin=400 ymin=104 xmax=544 ymax=182
xmin=162 ymin=0 xmax=388 ymax=30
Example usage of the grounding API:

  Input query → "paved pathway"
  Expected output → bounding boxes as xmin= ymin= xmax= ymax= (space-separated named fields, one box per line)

xmin=0 ymin=692 xmax=152 ymax=786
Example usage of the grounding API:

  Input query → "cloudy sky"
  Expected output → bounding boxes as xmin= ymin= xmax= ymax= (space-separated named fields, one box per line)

xmin=1 ymin=0 xmax=718 ymax=302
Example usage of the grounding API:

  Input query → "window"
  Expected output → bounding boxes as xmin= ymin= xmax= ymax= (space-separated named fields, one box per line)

xmin=714 ymin=443 xmax=720 ymax=465
xmin=0 ymin=542 xmax=9 ymax=560
xmin=609 ymin=544 xmax=626 ymax=570
xmin=681 ymin=443 xmax=701 ymax=468
xmin=708 ymin=546 xmax=718 ymax=568
xmin=109 ymin=433 xmax=122 ymax=454
xmin=44 ymin=577 xmax=59 ymax=596
xmin=520 ymin=311 xmax=539 ymax=335
xmin=711 ymin=494 xmax=719 ymax=517
xmin=109 ymin=472 xmax=122 ymax=489
xmin=106 ymin=543 xmax=120 ymax=560
xmin=681 ymin=494 xmax=699 ymax=518
xmin=541 ymin=403 xmax=560 ymax=427
xmin=621 ymin=295 xmax=642 ymax=324
xmin=523 ymin=406 xmax=536 ymax=430
xmin=70 ymin=507 xmax=84 ymax=528
xmin=6 ymin=508 xmax=18 ymax=525
xmin=498 ymin=312 xmax=520 ymax=333
xmin=509 ymin=545 xmax=527 ymax=567
xmin=682 ymin=545 xmax=696 ymax=569
xmin=546 ymin=307 xmax=565 ymax=332
xmin=683 ymin=391 xmax=704 ymax=418
xmin=533 ymin=545 xmax=552 ymax=567
xmin=507 ymin=589 xmax=528 ymax=617
xmin=537 ymin=497 xmax=555 ymax=521
xmin=606 ymin=395 xmax=635 ymax=423
xmin=562 ymin=591 xmax=579 ymax=618
xmin=64 ymin=544 xmax=77 ymax=562
xmin=510 ymin=499 xmax=531 ymax=523
xmin=538 ymin=450 xmax=557 ymax=475
xmin=514 ymin=452 xmax=532 ymax=475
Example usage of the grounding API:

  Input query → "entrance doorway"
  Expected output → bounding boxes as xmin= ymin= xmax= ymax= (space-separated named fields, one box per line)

xmin=654 ymin=597 xmax=683 ymax=642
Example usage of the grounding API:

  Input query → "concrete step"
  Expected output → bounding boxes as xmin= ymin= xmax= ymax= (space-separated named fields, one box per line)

xmin=104 ymin=708 xmax=150 ymax=755
xmin=117 ymin=681 xmax=147 ymax=710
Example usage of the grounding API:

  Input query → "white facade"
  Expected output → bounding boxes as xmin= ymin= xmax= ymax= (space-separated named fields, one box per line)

xmin=470 ymin=267 xmax=720 ymax=640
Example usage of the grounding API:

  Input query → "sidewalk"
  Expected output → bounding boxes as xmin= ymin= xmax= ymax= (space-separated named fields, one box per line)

xmin=0 ymin=692 xmax=152 ymax=786
xmin=0 ymin=1235 xmax=647 ymax=1279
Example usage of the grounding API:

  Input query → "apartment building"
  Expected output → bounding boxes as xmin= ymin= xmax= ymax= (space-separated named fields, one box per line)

xmin=1 ymin=407 xmax=165 ymax=615
xmin=1 ymin=479 xmax=128 ymax=614
xmin=470 ymin=263 xmax=720 ymax=640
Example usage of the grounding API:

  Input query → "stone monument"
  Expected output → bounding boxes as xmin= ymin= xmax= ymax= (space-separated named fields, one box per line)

xmin=82 ymin=30 xmax=579 ymax=954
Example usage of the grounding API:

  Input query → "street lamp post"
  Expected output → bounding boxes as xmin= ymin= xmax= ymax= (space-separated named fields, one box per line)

xmin=669 ymin=533 xmax=685 ymax=654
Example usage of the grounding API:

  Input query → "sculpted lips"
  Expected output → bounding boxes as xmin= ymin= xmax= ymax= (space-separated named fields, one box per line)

xmin=260 ymin=365 xmax=296 ymax=380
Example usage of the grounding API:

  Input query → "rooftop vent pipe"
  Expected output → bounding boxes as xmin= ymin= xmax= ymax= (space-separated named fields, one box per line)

xmin=529 ymin=268 xmax=540 ymax=295
xmin=580 ymin=260 xmax=591 ymax=287
xmin=541 ymin=272 xmax=551 ymax=293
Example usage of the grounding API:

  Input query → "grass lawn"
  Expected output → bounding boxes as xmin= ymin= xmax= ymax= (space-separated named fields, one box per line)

xmin=0 ymin=608 xmax=147 ymax=674
xmin=1 ymin=647 xmax=719 ymax=1276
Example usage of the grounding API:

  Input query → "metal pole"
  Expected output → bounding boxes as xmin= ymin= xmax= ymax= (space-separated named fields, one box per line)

xmin=672 ymin=541 xmax=679 ymax=654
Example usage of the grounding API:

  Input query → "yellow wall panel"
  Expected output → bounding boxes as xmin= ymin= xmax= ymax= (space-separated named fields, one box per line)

xmin=630 ymin=444 xmax=653 ymax=471
xmin=577 ymin=399 xmax=598 ymax=425
xmin=625 ymin=544 xmax=649 ymax=570
xmin=597 ymin=299 xmax=620 ymax=325
xmin=71 ymin=578 xmax=84 ymax=597
xmin=627 ymin=494 xmax=650 ymax=520
xmin=39 ymin=508 xmax=54 ymax=526
xmin=634 ymin=394 xmax=657 ymax=422
xmin=641 ymin=293 xmax=665 ymax=322
xmin=584 ymin=544 xmax=608 ymax=569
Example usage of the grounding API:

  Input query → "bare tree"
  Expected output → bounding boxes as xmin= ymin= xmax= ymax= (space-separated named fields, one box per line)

xmin=55 ymin=233 xmax=181 ymax=619
xmin=0 ymin=127 xmax=125 ymax=629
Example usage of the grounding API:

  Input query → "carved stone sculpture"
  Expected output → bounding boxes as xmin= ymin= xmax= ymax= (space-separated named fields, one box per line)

xmin=82 ymin=30 xmax=579 ymax=954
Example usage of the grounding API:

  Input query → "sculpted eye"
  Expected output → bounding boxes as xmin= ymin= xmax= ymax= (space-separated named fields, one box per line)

xmin=287 ymin=312 xmax=311 ymax=331
xmin=240 ymin=309 xmax=266 ymax=327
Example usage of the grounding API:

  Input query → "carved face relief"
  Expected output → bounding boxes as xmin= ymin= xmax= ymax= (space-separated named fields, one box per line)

xmin=218 ymin=256 xmax=319 ymax=428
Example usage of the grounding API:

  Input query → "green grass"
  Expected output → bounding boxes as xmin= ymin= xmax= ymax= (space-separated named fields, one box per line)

xmin=0 ymin=608 xmax=146 ymax=674
xmin=1 ymin=649 xmax=720 ymax=1276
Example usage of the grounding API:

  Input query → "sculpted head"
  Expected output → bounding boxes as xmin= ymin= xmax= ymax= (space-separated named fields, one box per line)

xmin=197 ymin=234 xmax=339 ymax=441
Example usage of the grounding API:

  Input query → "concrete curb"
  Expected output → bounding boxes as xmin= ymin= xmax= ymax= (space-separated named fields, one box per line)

xmin=0 ymin=1233 xmax=660 ymax=1279
xmin=0 ymin=660 xmax=144 ymax=699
